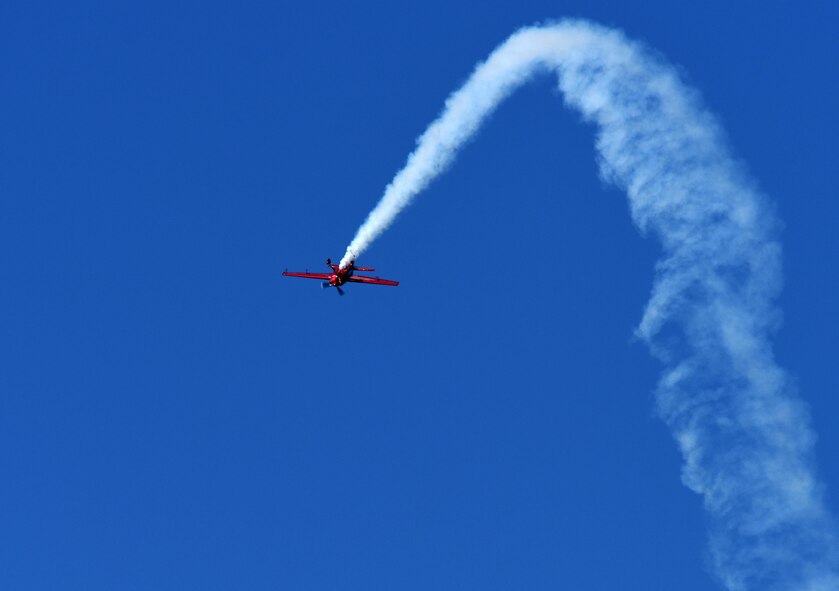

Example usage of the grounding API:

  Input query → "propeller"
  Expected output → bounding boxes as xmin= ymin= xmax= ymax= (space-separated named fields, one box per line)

xmin=322 ymin=281 xmax=345 ymax=295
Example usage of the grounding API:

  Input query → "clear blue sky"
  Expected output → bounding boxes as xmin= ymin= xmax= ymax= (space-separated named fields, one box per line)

xmin=1 ymin=1 xmax=836 ymax=589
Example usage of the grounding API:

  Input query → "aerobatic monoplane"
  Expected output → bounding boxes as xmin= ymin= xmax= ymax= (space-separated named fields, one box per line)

xmin=282 ymin=259 xmax=399 ymax=295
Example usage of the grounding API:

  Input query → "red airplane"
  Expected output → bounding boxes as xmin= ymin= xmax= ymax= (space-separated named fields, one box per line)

xmin=282 ymin=258 xmax=399 ymax=295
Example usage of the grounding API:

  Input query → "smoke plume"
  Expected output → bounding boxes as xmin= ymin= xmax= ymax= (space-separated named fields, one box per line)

xmin=340 ymin=20 xmax=838 ymax=590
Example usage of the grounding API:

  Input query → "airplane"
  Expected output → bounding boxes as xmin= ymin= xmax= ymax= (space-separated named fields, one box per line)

xmin=282 ymin=258 xmax=399 ymax=295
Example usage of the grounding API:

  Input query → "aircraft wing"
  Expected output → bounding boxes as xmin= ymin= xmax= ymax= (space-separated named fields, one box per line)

xmin=282 ymin=271 xmax=332 ymax=280
xmin=346 ymin=275 xmax=399 ymax=286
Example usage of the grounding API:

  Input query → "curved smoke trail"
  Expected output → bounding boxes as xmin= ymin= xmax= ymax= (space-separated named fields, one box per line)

xmin=340 ymin=20 xmax=838 ymax=591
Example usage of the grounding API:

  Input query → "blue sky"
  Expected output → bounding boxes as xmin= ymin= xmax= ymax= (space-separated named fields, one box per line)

xmin=1 ymin=1 xmax=837 ymax=590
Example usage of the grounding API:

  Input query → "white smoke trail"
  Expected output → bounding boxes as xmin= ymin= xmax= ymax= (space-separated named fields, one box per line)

xmin=340 ymin=20 xmax=839 ymax=590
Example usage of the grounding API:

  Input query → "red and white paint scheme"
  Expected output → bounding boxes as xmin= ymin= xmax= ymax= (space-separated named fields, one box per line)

xmin=283 ymin=259 xmax=399 ymax=295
